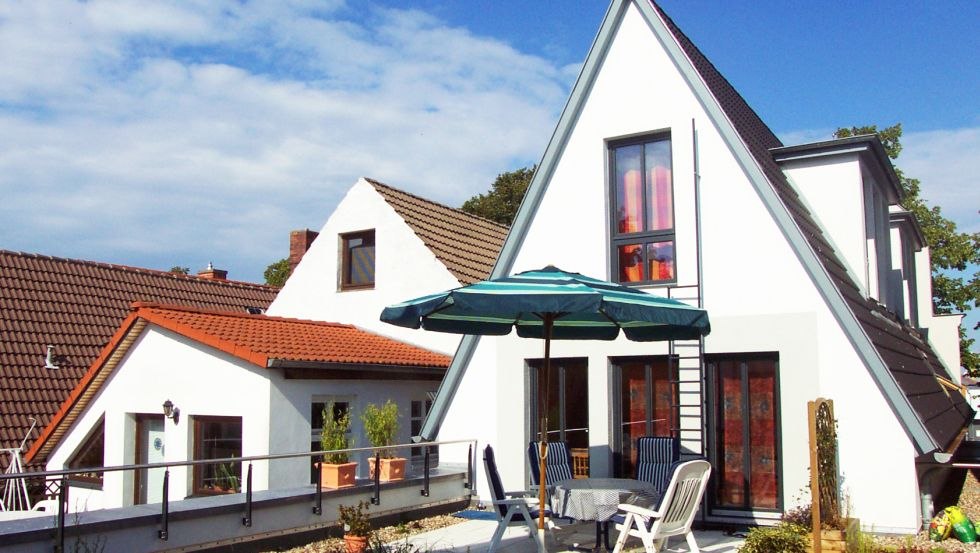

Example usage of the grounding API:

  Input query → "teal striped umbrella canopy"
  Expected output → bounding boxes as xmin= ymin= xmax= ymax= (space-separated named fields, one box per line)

xmin=381 ymin=265 xmax=710 ymax=341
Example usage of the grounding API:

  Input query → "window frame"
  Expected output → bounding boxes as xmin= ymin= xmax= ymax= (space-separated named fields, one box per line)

xmin=526 ymin=358 xmax=590 ymax=448
xmin=192 ymin=415 xmax=243 ymax=496
xmin=609 ymin=356 xmax=679 ymax=478
xmin=607 ymin=133 xmax=677 ymax=285
xmin=705 ymin=352 xmax=782 ymax=515
xmin=339 ymin=229 xmax=376 ymax=290
xmin=66 ymin=416 xmax=105 ymax=489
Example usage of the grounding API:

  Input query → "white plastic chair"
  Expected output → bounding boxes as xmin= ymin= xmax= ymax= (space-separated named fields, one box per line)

xmin=611 ymin=459 xmax=711 ymax=553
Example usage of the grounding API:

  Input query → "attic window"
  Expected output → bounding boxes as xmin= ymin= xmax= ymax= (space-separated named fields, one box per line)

xmin=609 ymin=134 xmax=676 ymax=284
xmin=67 ymin=416 xmax=105 ymax=488
xmin=340 ymin=230 xmax=375 ymax=290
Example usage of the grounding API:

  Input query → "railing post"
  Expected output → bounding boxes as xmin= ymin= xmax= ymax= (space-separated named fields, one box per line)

xmin=158 ymin=470 xmax=170 ymax=540
xmin=464 ymin=443 xmax=473 ymax=489
xmin=242 ymin=463 xmax=253 ymax=527
xmin=313 ymin=457 xmax=323 ymax=515
xmin=55 ymin=475 xmax=68 ymax=553
xmin=420 ymin=449 xmax=430 ymax=497
xmin=371 ymin=452 xmax=381 ymax=505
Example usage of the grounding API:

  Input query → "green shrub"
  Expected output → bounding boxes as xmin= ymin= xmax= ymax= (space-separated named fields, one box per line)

xmin=338 ymin=500 xmax=371 ymax=537
xmin=361 ymin=400 xmax=400 ymax=458
xmin=321 ymin=402 xmax=352 ymax=464
xmin=739 ymin=523 xmax=809 ymax=553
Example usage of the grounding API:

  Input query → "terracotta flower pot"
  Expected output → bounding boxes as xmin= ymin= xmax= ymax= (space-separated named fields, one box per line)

xmin=368 ymin=457 xmax=407 ymax=481
xmin=317 ymin=461 xmax=358 ymax=489
xmin=344 ymin=534 xmax=368 ymax=553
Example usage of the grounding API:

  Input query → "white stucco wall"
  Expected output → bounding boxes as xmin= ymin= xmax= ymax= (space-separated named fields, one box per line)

xmin=267 ymin=178 xmax=463 ymax=355
xmin=437 ymin=2 xmax=921 ymax=532
xmin=46 ymin=326 xmax=441 ymax=510
xmin=780 ymin=155 xmax=867 ymax=294
xmin=46 ymin=327 xmax=274 ymax=510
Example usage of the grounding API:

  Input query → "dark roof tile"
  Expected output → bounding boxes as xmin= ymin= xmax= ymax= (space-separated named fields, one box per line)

xmin=649 ymin=0 xmax=970 ymax=452
xmin=0 ymin=250 xmax=278 ymax=470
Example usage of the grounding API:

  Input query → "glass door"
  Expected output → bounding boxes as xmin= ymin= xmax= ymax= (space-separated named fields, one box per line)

xmin=707 ymin=354 xmax=780 ymax=513
xmin=611 ymin=357 xmax=677 ymax=477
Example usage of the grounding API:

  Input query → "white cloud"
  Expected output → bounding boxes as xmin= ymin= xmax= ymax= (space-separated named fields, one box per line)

xmin=902 ymin=127 xmax=980 ymax=234
xmin=0 ymin=1 xmax=570 ymax=280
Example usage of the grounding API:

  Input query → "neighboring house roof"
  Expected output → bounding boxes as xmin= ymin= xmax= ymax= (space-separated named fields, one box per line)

xmin=0 ymin=250 xmax=278 ymax=469
xmin=27 ymin=303 xmax=451 ymax=463
xmin=365 ymin=178 xmax=509 ymax=285
xmin=421 ymin=0 xmax=972 ymax=455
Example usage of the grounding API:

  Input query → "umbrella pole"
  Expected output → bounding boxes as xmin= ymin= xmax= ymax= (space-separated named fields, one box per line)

xmin=538 ymin=314 xmax=554 ymax=532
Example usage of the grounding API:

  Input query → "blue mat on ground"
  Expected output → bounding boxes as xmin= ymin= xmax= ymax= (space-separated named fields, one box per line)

xmin=454 ymin=510 xmax=498 ymax=521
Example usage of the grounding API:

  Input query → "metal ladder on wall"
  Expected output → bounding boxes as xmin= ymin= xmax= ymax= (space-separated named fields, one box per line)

xmin=668 ymin=119 xmax=707 ymax=461
xmin=667 ymin=285 xmax=706 ymax=460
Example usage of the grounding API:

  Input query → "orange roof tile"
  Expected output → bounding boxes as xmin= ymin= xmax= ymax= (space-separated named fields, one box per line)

xmin=26 ymin=303 xmax=449 ymax=462
xmin=135 ymin=303 xmax=451 ymax=368
xmin=366 ymin=179 xmax=509 ymax=285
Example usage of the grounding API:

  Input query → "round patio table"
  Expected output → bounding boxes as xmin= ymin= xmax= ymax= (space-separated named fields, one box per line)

xmin=551 ymin=478 xmax=660 ymax=551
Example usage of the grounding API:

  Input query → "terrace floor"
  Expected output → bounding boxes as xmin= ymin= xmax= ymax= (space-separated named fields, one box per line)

xmin=395 ymin=518 xmax=744 ymax=552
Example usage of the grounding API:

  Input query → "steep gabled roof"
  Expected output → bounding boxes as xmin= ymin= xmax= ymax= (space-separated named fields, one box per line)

xmin=27 ymin=303 xmax=451 ymax=463
xmin=421 ymin=0 xmax=972 ymax=453
xmin=365 ymin=178 xmax=509 ymax=285
xmin=646 ymin=1 xmax=972 ymax=453
xmin=0 ymin=251 xmax=278 ymax=469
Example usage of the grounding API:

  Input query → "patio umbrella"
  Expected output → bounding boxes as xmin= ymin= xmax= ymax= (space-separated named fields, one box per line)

xmin=380 ymin=265 xmax=710 ymax=530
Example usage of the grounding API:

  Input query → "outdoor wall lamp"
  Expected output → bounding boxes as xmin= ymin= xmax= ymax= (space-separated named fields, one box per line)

xmin=162 ymin=399 xmax=180 ymax=425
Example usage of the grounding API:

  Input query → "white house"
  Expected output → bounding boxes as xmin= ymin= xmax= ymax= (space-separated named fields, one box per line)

xmin=29 ymin=303 xmax=449 ymax=511
xmin=417 ymin=0 xmax=972 ymax=534
xmin=268 ymin=177 xmax=509 ymax=356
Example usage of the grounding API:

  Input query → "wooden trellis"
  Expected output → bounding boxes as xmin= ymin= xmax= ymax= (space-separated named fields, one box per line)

xmin=808 ymin=398 xmax=841 ymax=553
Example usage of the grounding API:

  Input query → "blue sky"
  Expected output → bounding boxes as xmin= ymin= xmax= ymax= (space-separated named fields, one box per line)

xmin=0 ymin=1 xmax=975 ymax=341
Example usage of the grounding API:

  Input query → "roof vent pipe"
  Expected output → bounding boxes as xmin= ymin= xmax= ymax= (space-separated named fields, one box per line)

xmin=45 ymin=345 xmax=60 ymax=369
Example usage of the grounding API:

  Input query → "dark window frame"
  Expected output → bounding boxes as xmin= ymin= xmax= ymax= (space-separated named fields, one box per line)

xmin=192 ymin=415 xmax=243 ymax=496
xmin=705 ymin=352 xmax=782 ymax=515
xmin=607 ymin=133 xmax=677 ymax=285
xmin=340 ymin=229 xmax=376 ymax=290
xmin=526 ymin=358 xmax=590 ymax=448
xmin=609 ymin=355 xmax=679 ymax=477
xmin=67 ymin=415 xmax=105 ymax=489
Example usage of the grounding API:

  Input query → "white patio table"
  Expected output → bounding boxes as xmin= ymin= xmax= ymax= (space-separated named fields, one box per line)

xmin=551 ymin=477 xmax=660 ymax=551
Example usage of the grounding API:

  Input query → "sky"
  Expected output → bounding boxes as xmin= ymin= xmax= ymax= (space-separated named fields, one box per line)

xmin=0 ymin=1 xmax=976 ymax=338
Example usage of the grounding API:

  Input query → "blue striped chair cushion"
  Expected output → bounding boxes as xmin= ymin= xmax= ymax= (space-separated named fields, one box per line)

xmin=528 ymin=441 xmax=574 ymax=485
xmin=635 ymin=437 xmax=679 ymax=491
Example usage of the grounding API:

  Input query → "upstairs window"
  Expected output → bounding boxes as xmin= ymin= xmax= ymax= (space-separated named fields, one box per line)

xmin=341 ymin=230 xmax=375 ymax=289
xmin=610 ymin=135 xmax=675 ymax=284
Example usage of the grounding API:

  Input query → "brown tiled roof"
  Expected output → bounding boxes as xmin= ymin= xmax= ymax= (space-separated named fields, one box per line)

xmin=0 ymin=251 xmax=278 ymax=469
xmin=649 ymin=1 xmax=972 ymax=452
xmin=26 ymin=303 xmax=450 ymax=462
xmin=366 ymin=178 xmax=509 ymax=285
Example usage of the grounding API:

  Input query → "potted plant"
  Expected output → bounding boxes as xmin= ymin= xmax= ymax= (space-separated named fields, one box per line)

xmin=338 ymin=500 xmax=371 ymax=553
xmin=361 ymin=400 xmax=406 ymax=481
xmin=317 ymin=402 xmax=357 ymax=489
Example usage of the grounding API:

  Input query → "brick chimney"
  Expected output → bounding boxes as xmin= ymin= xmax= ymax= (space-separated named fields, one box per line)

xmin=197 ymin=262 xmax=228 ymax=280
xmin=289 ymin=229 xmax=319 ymax=275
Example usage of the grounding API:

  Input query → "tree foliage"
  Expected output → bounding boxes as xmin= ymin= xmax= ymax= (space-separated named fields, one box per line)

xmin=460 ymin=166 xmax=535 ymax=225
xmin=264 ymin=258 xmax=289 ymax=287
xmin=169 ymin=266 xmax=190 ymax=275
xmin=835 ymin=124 xmax=979 ymax=373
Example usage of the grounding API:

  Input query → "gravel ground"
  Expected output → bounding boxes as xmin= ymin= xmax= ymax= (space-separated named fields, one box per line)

xmin=874 ymin=470 xmax=980 ymax=552
xmin=268 ymin=514 xmax=464 ymax=553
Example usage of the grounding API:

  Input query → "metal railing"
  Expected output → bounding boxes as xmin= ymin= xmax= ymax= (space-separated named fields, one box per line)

xmin=0 ymin=439 xmax=477 ymax=553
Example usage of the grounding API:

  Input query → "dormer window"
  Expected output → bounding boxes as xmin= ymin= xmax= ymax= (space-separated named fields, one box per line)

xmin=340 ymin=230 xmax=375 ymax=290
xmin=609 ymin=134 xmax=676 ymax=284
